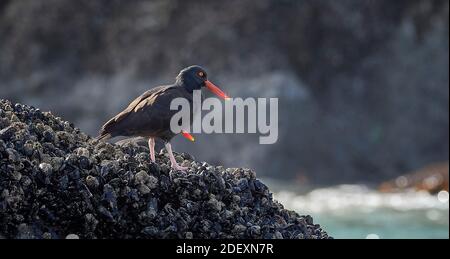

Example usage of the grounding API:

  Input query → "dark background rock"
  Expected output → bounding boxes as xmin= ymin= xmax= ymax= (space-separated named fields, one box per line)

xmin=0 ymin=0 xmax=448 ymax=185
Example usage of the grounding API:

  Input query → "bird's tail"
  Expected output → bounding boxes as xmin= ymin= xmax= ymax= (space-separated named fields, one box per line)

xmin=96 ymin=132 xmax=112 ymax=142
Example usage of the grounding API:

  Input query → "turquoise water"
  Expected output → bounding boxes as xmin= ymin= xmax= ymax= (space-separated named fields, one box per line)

xmin=311 ymin=208 xmax=449 ymax=239
xmin=267 ymin=182 xmax=449 ymax=239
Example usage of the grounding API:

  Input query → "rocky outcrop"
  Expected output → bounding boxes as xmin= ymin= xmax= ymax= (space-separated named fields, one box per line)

xmin=0 ymin=99 xmax=329 ymax=239
xmin=379 ymin=162 xmax=449 ymax=194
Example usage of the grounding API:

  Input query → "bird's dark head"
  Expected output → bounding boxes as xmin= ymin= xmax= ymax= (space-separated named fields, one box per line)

xmin=176 ymin=65 xmax=207 ymax=91
xmin=176 ymin=65 xmax=229 ymax=99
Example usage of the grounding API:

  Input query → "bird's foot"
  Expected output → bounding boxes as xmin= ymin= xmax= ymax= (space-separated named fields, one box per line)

xmin=165 ymin=142 xmax=188 ymax=172
xmin=171 ymin=164 xmax=189 ymax=172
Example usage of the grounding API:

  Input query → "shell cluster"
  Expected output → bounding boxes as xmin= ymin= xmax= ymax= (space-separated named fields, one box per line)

xmin=0 ymin=99 xmax=330 ymax=239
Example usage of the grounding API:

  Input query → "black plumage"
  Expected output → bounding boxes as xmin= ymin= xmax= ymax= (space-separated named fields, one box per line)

xmin=97 ymin=65 xmax=229 ymax=171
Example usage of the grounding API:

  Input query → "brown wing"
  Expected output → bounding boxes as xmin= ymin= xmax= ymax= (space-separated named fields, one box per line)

xmin=97 ymin=85 xmax=190 ymax=140
xmin=97 ymin=85 xmax=175 ymax=140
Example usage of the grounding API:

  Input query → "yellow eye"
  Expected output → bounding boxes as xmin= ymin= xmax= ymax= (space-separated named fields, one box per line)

xmin=198 ymin=71 xmax=205 ymax=78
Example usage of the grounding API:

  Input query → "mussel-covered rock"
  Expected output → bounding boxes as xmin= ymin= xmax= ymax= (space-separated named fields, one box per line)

xmin=0 ymin=99 xmax=330 ymax=239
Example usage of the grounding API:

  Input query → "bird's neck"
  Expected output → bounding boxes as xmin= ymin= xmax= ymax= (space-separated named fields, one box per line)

xmin=176 ymin=78 xmax=199 ymax=93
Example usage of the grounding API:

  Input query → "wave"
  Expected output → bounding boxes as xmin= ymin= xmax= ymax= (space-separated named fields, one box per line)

xmin=272 ymin=184 xmax=449 ymax=213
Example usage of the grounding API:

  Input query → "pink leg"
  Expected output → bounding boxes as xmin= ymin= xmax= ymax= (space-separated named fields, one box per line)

xmin=148 ymin=138 xmax=155 ymax=162
xmin=165 ymin=142 xmax=188 ymax=171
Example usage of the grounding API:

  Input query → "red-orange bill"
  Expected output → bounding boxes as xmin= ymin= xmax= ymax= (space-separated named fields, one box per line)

xmin=205 ymin=80 xmax=230 ymax=100
xmin=181 ymin=131 xmax=195 ymax=142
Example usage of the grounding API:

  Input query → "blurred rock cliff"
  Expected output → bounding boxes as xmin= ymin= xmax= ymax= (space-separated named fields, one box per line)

xmin=0 ymin=0 xmax=448 ymax=184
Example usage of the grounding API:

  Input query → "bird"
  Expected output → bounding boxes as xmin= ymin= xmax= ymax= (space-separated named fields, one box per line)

xmin=97 ymin=65 xmax=229 ymax=171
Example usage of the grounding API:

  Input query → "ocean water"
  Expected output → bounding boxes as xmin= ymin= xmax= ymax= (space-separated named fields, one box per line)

xmin=266 ymin=181 xmax=449 ymax=239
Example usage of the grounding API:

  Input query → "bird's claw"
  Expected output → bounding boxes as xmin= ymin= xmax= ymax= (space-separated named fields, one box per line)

xmin=171 ymin=165 xmax=189 ymax=172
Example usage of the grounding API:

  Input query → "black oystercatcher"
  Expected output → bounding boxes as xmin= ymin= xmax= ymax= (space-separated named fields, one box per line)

xmin=97 ymin=65 xmax=229 ymax=171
